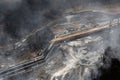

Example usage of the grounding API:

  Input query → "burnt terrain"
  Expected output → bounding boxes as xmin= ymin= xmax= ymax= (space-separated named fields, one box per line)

xmin=0 ymin=0 xmax=120 ymax=80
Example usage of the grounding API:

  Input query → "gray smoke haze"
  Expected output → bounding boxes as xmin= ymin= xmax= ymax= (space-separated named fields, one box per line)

xmin=0 ymin=0 xmax=23 ymax=12
xmin=0 ymin=0 xmax=120 ymax=39
xmin=0 ymin=0 xmax=120 ymax=80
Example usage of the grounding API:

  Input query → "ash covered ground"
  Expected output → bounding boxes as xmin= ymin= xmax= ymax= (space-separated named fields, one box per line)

xmin=0 ymin=0 xmax=120 ymax=80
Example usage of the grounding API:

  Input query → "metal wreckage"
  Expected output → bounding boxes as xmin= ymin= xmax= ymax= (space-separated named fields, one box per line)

xmin=0 ymin=10 xmax=120 ymax=80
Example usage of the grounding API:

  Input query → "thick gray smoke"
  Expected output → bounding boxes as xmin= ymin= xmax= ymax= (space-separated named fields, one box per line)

xmin=0 ymin=0 xmax=22 ymax=10
xmin=0 ymin=0 xmax=120 ymax=80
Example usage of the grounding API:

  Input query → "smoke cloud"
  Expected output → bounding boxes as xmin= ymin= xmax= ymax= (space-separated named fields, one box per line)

xmin=0 ymin=0 xmax=120 ymax=80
